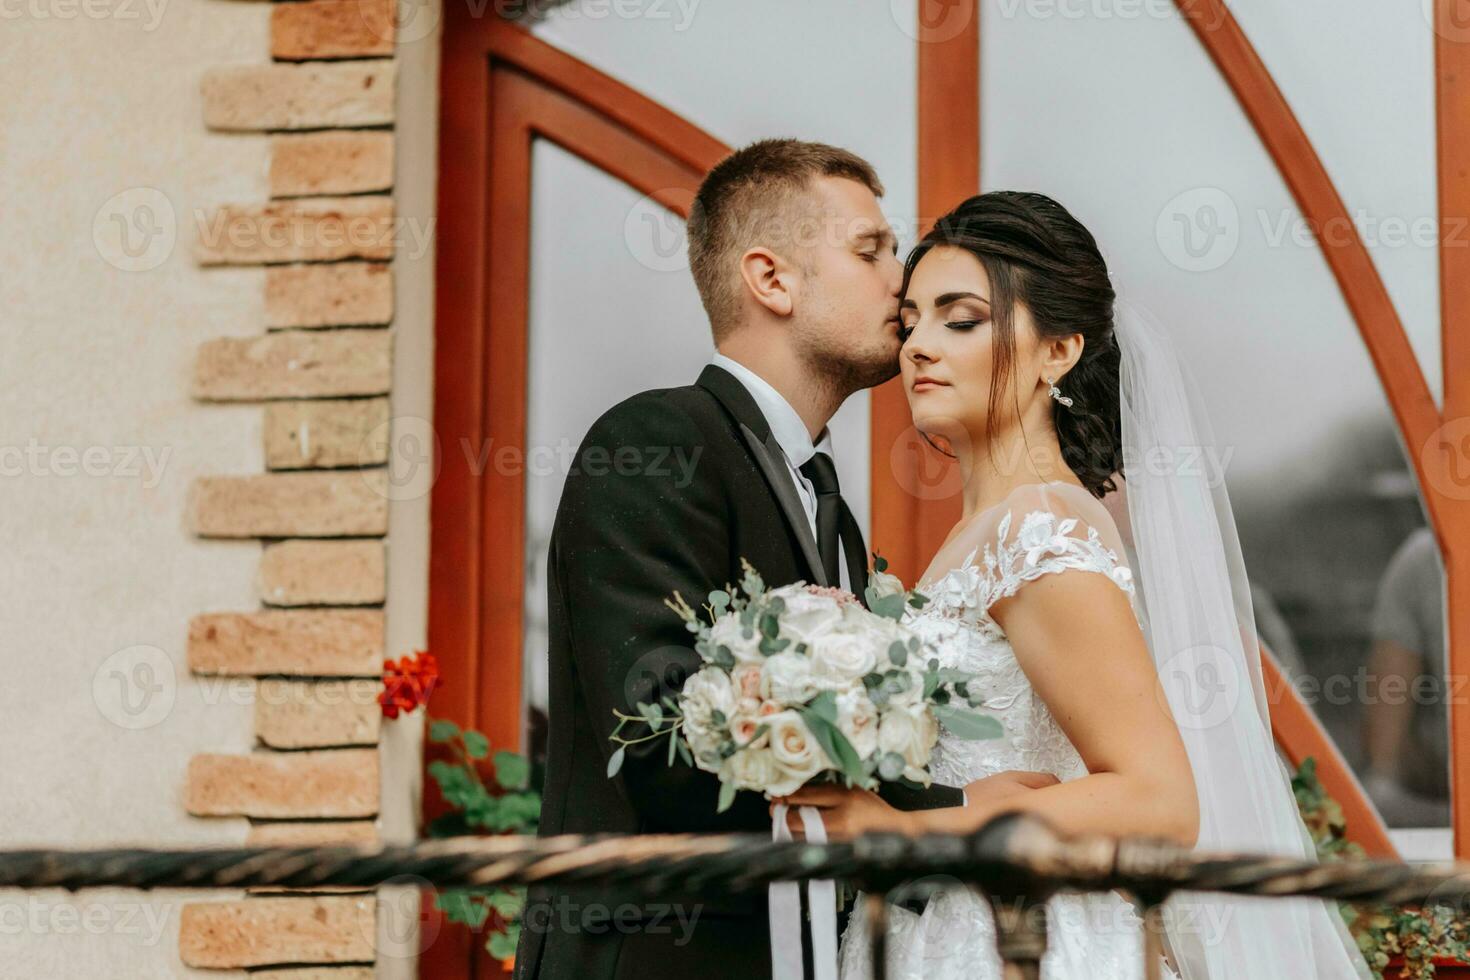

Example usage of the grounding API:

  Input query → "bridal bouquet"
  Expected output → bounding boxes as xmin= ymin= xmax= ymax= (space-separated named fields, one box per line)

xmin=607 ymin=557 xmax=1000 ymax=812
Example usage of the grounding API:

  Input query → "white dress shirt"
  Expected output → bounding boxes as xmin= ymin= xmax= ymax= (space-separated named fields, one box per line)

xmin=709 ymin=352 xmax=851 ymax=592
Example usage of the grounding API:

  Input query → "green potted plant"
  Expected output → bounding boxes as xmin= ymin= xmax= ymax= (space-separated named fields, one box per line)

xmin=1293 ymin=758 xmax=1470 ymax=978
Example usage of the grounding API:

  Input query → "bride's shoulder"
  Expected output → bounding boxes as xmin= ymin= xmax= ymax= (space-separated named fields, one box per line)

xmin=947 ymin=481 xmax=1133 ymax=586
xmin=979 ymin=480 xmax=1119 ymax=542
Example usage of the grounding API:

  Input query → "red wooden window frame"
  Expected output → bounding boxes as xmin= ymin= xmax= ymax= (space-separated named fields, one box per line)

xmin=428 ymin=3 xmax=1470 ymax=973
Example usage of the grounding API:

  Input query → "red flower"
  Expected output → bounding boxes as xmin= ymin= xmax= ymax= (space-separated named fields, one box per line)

xmin=379 ymin=650 xmax=440 ymax=719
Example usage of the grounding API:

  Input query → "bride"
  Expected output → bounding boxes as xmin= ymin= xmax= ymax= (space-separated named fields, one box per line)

xmin=773 ymin=191 xmax=1374 ymax=979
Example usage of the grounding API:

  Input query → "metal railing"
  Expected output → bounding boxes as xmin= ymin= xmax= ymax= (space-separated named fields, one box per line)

xmin=0 ymin=812 xmax=1459 ymax=979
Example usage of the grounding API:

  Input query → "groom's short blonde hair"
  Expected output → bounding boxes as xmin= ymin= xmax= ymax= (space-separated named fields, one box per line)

xmin=688 ymin=138 xmax=884 ymax=342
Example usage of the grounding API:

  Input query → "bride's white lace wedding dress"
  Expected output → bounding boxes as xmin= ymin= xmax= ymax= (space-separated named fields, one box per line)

xmin=838 ymin=480 xmax=1181 ymax=980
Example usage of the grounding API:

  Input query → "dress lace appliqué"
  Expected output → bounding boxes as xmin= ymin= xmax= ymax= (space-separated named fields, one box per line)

xmin=837 ymin=506 xmax=1178 ymax=980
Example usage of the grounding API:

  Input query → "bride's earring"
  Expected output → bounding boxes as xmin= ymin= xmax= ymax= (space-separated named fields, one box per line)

xmin=1046 ymin=376 xmax=1074 ymax=408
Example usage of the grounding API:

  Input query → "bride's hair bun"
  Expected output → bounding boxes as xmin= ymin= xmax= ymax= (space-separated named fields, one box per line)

xmin=903 ymin=190 xmax=1122 ymax=499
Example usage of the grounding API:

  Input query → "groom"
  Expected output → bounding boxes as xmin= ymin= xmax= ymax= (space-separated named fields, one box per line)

xmin=515 ymin=138 xmax=964 ymax=980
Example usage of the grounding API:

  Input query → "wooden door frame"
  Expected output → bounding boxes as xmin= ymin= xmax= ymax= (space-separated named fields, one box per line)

xmin=425 ymin=5 xmax=1470 ymax=971
xmin=428 ymin=15 xmax=730 ymax=976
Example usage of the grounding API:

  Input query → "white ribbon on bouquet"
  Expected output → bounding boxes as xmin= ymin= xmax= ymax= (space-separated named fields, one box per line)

xmin=769 ymin=803 xmax=838 ymax=980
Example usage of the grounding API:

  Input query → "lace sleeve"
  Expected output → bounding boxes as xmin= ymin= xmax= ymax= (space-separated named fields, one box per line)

xmin=970 ymin=483 xmax=1136 ymax=615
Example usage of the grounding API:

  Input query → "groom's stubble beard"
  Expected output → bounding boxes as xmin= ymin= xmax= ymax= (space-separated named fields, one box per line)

xmin=792 ymin=308 xmax=902 ymax=398
xmin=796 ymin=338 xmax=899 ymax=409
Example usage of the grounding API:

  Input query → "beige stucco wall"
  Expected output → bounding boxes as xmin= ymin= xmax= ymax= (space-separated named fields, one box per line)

xmin=0 ymin=0 xmax=438 ymax=973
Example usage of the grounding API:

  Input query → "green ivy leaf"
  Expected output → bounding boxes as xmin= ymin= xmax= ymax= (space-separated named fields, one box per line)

xmin=492 ymin=750 xmax=530 ymax=791
xmin=428 ymin=719 xmax=461 ymax=743
xmin=488 ymin=887 xmax=525 ymax=917
xmin=437 ymin=889 xmax=491 ymax=929
xmin=488 ymin=928 xmax=518 ymax=959
xmin=463 ymin=730 xmax=490 ymax=759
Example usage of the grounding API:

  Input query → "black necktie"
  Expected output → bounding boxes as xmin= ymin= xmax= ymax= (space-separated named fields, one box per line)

xmin=799 ymin=451 xmax=844 ymax=588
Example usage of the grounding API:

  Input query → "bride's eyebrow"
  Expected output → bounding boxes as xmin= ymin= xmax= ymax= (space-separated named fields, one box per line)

xmin=934 ymin=291 xmax=990 ymax=308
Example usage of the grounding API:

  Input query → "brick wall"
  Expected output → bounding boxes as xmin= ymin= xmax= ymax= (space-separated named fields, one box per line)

xmin=181 ymin=0 xmax=400 ymax=971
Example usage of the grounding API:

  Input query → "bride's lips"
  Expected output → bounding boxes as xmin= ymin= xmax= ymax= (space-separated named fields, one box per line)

xmin=911 ymin=375 xmax=949 ymax=392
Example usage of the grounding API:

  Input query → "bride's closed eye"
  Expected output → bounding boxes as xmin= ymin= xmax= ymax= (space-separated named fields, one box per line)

xmin=897 ymin=318 xmax=984 ymax=343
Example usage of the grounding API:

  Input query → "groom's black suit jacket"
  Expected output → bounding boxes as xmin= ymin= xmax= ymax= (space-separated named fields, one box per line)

xmin=514 ymin=364 xmax=962 ymax=980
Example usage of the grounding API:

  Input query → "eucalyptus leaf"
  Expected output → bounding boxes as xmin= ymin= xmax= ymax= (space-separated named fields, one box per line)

xmin=799 ymin=709 xmax=865 ymax=785
xmin=607 ymin=745 xmax=626 ymax=778
xmin=878 ymin=751 xmax=906 ymax=781
xmin=933 ymin=704 xmax=1003 ymax=740
xmin=869 ymin=593 xmax=907 ymax=621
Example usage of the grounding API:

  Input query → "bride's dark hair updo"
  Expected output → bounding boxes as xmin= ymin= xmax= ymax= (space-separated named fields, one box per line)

xmin=903 ymin=190 xmax=1122 ymax=499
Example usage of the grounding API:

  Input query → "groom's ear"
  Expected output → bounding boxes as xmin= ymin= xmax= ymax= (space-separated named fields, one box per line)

xmin=738 ymin=246 xmax=796 ymax=318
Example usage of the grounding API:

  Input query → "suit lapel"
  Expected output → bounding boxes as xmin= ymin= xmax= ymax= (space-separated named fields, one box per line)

xmin=838 ymin=498 xmax=869 ymax=607
xmin=739 ymin=424 xmax=829 ymax=587
xmin=697 ymin=364 xmax=829 ymax=587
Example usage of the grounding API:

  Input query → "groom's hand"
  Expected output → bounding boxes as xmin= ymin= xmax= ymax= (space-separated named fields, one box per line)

xmin=770 ymin=785 xmax=914 ymax=839
xmin=964 ymin=769 xmax=1060 ymax=805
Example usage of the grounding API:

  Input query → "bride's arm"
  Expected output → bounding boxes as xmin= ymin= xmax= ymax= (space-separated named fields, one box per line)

xmin=912 ymin=569 xmax=1199 ymax=845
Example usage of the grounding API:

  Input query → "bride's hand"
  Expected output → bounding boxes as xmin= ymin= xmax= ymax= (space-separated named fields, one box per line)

xmin=768 ymin=784 xmax=914 ymax=840
xmin=963 ymin=769 xmax=1060 ymax=805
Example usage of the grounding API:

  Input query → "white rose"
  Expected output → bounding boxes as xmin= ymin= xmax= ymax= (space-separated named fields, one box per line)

xmin=767 ymin=586 xmax=843 ymax=644
xmin=838 ymin=601 xmax=872 ymax=629
xmin=730 ymin=663 xmax=763 ymax=700
xmin=686 ymin=727 xmax=725 ymax=774
xmin=678 ymin=668 xmax=736 ymax=742
xmin=868 ymin=567 xmax=906 ymax=600
xmin=877 ymin=703 xmax=939 ymax=780
xmin=725 ymin=746 xmax=781 ymax=792
xmin=884 ymin=664 xmax=928 ymax=708
xmin=808 ymin=632 xmax=879 ymax=689
xmin=761 ymin=652 xmax=818 ymax=704
xmin=835 ymin=685 xmax=880 ymax=760
xmin=708 ymin=614 xmax=764 ymax=664
xmin=728 ymin=697 xmax=772 ymax=749
xmin=764 ymin=710 xmax=830 ymax=796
